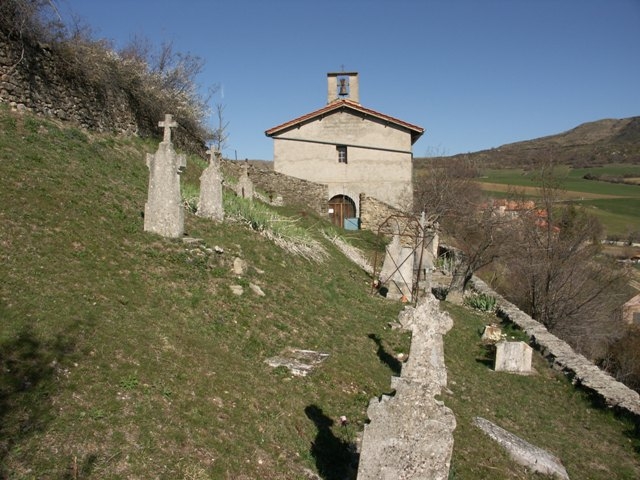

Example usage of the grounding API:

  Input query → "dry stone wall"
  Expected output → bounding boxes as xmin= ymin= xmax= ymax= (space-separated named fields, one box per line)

xmin=0 ymin=33 xmax=205 ymax=154
xmin=221 ymin=160 xmax=328 ymax=215
xmin=0 ymin=34 xmax=138 ymax=135
xmin=359 ymin=193 xmax=406 ymax=233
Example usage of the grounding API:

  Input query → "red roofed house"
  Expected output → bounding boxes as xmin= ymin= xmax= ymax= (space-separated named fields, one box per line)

xmin=265 ymin=72 xmax=424 ymax=228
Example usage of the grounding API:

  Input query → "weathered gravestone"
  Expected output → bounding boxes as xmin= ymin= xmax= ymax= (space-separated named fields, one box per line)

xmin=197 ymin=148 xmax=224 ymax=221
xmin=494 ymin=341 xmax=533 ymax=373
xmin=358 ymin=295 xmax=456 ymax=480
xmin=144 ymin=114 xmax=186 ymax=238
xmin=379 ymin=232 xmax=414 ymax=300
xmin=474 ymin=417 xmax=569 ymax=479
xmin=481 ymin=324 xmax=503 ymax=343
xmin=235 ymin=160 xmax=254 ymax=200
xmin=414 ymin=211 xmax=438 ymax=275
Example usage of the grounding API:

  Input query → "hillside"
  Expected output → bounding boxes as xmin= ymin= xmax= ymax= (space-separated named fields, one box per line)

xmin=1 ymin=106 xmax=639 ymax=479
xmin=417 ymin=116 xmax=640 ymax=168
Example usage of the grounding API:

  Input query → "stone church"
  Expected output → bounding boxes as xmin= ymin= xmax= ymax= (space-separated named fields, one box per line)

xmin=265 ymin=72 xmax=424 ymax=228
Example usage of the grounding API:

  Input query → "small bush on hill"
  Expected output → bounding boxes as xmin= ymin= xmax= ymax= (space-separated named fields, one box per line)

xmin=464 ymin=293 xmax=496 ymax=312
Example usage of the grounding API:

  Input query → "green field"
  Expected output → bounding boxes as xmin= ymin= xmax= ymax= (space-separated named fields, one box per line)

xmin=477 ymin=165 xmax=640 ymax=237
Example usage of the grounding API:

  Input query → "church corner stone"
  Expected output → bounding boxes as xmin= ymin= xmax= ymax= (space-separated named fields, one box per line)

xmin=143 ymin=114 xmax=186 ymax=238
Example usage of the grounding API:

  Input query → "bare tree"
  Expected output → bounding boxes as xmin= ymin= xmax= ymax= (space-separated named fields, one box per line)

xmin=414 ymin=155 xmax=481 ymax=224
xmin=602 ymin=325 xmax=640 ymax=393
xmin=0 ymin=0 xmax=65 ymax=42
xmin=446 ymin=204 xmax=512 ymax=298
xmin=414 ymin=155 xmax=508 ymax=297
xmin=500 ymin=161 xmax=630 ymax=346
xmin=210 ymin=101 xmax=229 ymax=153
xmin=152 ymin=40 xmax=205 ymax=96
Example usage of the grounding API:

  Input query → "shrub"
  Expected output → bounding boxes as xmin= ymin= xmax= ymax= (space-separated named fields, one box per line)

xmin=464 ymin=293 xmax=496 ymax=312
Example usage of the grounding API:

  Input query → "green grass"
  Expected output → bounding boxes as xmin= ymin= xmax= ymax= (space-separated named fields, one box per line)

xmin=0 ymin=107 xmax=409 ymax=478
xmin=1 ymin=106 xmax=638 ymax=478
xmin=479 ymin=166 xmax=640 ymax=196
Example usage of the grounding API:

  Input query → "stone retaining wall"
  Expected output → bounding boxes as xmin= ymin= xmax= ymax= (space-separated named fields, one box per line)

xmin=359 ymin=193 xmax=405 ymax=233
xmin=221 ymin=160 xmax=416 ymax=233
xmin=221 ymin=160 xmax=328 ymax=216
xmin=471 ymin=276 xmax=640 ymax=418
xmin=0 ymin=34 xmax=205 ymax=153
xmin=0 ymin=34 xmax=138 ymax=135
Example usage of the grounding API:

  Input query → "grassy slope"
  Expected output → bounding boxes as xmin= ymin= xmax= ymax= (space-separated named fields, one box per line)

xmin=1 ymin=107 xmax=638 ymax=478
xmin=0 ymin=107 xmax=408 ymax=479
xmin=442 ymin=303 xmax=640 ymax=480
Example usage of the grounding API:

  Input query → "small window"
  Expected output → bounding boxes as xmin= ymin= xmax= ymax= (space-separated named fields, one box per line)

xmin=337 ymin=145 xmax=347 ymax=164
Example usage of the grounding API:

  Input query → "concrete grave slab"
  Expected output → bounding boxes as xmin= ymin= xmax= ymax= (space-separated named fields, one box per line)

xmin=235 ymin=160 xmax=254 ymax=200
xmin=197 ymin=148 xmax=224 ymax=221
xmin=474 ymin=417 xmax=569 ymax=479
xmin=495 ymin=341 xmax=533 ymax=373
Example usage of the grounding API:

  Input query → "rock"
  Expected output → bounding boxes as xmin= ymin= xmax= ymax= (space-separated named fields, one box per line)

xmin=250 ymin=283 xmax=265 ymax=297
xmin=265 ymin=349 xmax=329 ymax=377
xmin=230 ymin=285 xmax=243 ymax=296
xmin=233 ymin=257 xmax=248 ymax=275
xmin=494 ymin=341 xmax=533 ymax=374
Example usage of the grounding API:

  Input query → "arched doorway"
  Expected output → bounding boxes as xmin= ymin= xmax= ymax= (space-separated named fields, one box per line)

xmin=328 ymin=195 xmax=356 ymax=228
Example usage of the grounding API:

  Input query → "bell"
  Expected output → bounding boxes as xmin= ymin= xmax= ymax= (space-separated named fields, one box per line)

xmin=338 ymin=78 xmax=348 ymax=96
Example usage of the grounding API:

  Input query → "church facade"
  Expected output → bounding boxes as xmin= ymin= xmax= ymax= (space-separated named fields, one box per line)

xmin=265 ymin=72 xmax=424 ymax=228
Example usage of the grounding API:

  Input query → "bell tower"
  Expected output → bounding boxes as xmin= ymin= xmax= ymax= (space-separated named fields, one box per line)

xmin=327 ymin=71 xmax=359 ymax=104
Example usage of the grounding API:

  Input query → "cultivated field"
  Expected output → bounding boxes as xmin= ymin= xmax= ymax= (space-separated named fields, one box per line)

xmin=477 ymin=165 xmax=640 ymax=238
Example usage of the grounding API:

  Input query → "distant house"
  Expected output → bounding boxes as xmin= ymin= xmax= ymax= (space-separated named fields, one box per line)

xmin=623 ymin=293 xmax=640 ymax=325
xmin=265 ymin=72 xmax=424 ymax=228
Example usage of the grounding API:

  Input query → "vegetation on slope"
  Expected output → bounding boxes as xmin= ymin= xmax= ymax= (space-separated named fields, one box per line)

xmin=1 ymin=107 xmax=638 ymax=478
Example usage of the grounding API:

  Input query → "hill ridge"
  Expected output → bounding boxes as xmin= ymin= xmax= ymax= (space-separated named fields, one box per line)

xmin=419 ymin=116 xmax=640 ymax=167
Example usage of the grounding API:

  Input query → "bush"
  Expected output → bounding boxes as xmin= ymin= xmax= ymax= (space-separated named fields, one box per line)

xmin=464 ymin=293 xmax=496 ymax=312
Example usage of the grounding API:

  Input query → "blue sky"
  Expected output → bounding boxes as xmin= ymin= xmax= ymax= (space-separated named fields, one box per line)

xmin=59 ymin=0 xmax=640 ymax=160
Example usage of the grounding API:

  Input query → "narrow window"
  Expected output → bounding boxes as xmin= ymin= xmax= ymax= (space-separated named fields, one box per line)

xmin=337 ymin=145 xmax=347 ymax=164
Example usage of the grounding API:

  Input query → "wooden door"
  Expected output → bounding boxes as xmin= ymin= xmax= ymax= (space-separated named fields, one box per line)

xmin=328 ymin=195 xmax=355 ymax=228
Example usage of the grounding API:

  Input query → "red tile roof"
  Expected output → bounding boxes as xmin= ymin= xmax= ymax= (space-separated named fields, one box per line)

xmin=264 ymin=99 xmax=424 ymax=144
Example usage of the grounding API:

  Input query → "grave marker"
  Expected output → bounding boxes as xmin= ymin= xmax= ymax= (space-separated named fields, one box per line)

xmin=144 ymin=114 xmax=186 ymax=238
xmin=197 ymin=148 xmax=224 ymax=221
xmin=235 ymin=160 xmax=254 ymax=200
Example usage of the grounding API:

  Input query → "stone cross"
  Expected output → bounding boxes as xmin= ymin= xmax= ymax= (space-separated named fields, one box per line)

xmin=143 ymin=115 xmax=186 ymax=238
xmin=206 ymin=147 xmax=219 ymax=166
xmin=159 ymin=114 xmax=178 ymax=143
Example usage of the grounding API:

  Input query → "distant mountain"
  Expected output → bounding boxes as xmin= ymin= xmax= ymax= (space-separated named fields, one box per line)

xmin=418 ymin=117 xmax=640 ymax=168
